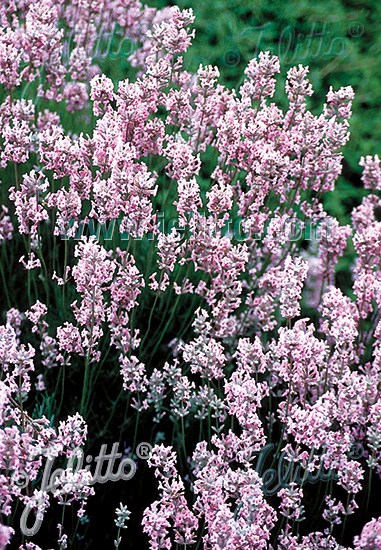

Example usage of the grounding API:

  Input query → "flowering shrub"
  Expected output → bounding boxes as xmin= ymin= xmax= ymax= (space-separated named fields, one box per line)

xmin=0 ymin=1 xmax=380 ymax=549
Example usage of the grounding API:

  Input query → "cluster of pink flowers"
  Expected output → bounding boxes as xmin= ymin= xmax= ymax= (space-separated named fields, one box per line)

xmin=0 ymin=1 xmax=381 ymax=548
xmin=0 ymin=319 xmax=91 ymax=545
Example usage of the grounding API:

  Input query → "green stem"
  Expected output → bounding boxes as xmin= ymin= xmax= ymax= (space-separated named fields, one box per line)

xmin=70 ymin=515 xmax=81 ymax=549
xmin=139 ymin=270 xmax=165 ymax=351
xmin=0 ymin=258 xmax=11 ymax=309
xmin=62 ymin=239 xmax=68 ymax=315
xmin=37 ymin=244 xmax=50 ymax=309
xmin=148 ymin=262 xmax=192 ymax=363
xmin=340 ymin=493 xmax=351 ymax=544
xmin=181 ymin=415 xmax=187 ymax=461
xmin=148 ymin=292 xmax=182 ymax=363
xmin=14 ymin=162 xmax=19 ymax=191
xmin=80 ymin=291 xmax=95 ymax=417
xmin=99 ymin=389 xmax=128 ymax=438
xmin=84 ymin=345 xmax=112 ymax=414
xmin=366 ymin=466 xmax=373 ymax=513
xmin=132 ymin=406 xmax=140 ymax=455
xmin=114 ymin=526 xmax=122 ymax=548
xmin=149 ymin=263 xmax=186 ymax=341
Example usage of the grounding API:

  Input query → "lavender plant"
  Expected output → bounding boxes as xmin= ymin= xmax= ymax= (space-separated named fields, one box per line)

xmin=0 ymin=2 xmax=380 ymax=549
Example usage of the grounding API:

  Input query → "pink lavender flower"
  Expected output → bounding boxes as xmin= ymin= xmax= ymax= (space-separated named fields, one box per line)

xmin=25 ymin=301 xmax=47 ymax=329
xmin=63 ymin=81 xmax=88 ymax=112
xmin=241 ymin=51 xmax=280 ymax=103
xmin=278 ymin=483 xmax=305 ymax=521
xmin=9 ymin=170 xmax=49 ymax=235
xmin=0 ymin=522 xmax=13 ymax=549
xmin=0 ymin=206 xmax=13 ymax=242
xmin=57 ymin=413 xmax=87 ymax=457
xmin=260 ymin=255 xmax=308 ymax=319
xmin=353 ymin=517 xmax=381 ymax=549
xmin=90 ymin=74 xmax=114 ymax=116
xmin=359 ymin=154 xmax=381 ymax=191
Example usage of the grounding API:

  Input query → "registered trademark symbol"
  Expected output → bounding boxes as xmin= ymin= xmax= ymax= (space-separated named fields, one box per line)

xmin=348 ymin=22 xmax=364 ymax=37
xmin=136 ymin=442 xmax=152 ymax=459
